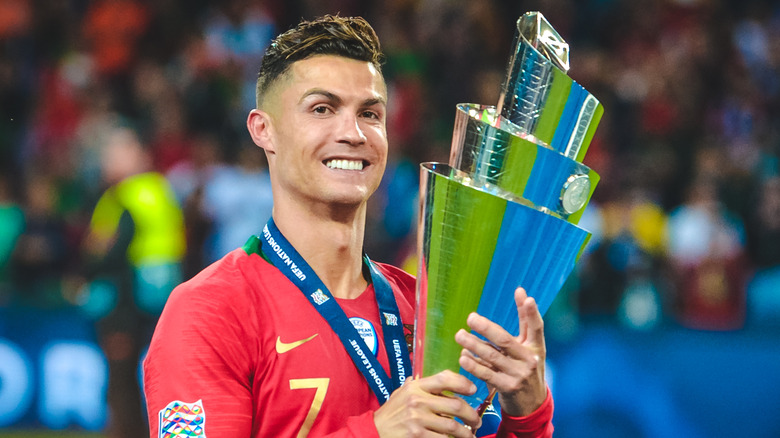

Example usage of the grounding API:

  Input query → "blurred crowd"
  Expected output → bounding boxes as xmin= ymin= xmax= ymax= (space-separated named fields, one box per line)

xmin=1 ymin=0 xmax=780 ymax=337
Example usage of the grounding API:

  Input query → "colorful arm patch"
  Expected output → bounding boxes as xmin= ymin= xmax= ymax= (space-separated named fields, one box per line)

xmin=159 ymin=399 xmax=206 ymax=438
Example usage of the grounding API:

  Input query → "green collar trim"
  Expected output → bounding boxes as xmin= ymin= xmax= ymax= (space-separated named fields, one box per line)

xmin=242 ymin=235 xmax=271 ymax=263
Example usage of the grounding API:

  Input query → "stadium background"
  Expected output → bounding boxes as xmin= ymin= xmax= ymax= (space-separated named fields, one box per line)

xmin=1 ymin=0 xmax=780 ymax=437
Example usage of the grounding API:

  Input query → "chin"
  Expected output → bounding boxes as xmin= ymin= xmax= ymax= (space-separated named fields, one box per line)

xmin=324 ymin=187 xmax=373 ymax=208
xmin=328 ymin=196 xmax=369 ymax=208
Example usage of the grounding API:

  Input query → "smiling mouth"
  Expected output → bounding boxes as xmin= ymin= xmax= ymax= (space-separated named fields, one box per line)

xmin=325 ymin=159 xmax=366 ymax=171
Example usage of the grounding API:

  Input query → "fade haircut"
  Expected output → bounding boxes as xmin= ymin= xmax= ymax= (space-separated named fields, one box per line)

xmin=255 ymin=15 xmax=384 ymax=108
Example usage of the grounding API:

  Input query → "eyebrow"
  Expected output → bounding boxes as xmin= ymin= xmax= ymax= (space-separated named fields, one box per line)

xmin=299 ymin=88 xmax=387 ymax=107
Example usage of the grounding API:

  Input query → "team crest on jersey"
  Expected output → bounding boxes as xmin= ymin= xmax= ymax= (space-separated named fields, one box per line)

xmin=350 ymin=317 xmax=378 ymax=354
xmin=159 ymin=399 xmax=206 ymax=438
xmin=311 ymin=289 xmax=329 ymax=305
xmin=383 ymin=312 xmax=398 ymax=326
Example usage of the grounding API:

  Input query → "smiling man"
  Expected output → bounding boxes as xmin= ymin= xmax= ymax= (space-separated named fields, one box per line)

xmin=143 ymin=15 xmax=553 ymax=438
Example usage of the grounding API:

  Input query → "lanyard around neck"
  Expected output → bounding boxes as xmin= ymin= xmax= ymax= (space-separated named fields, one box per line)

xmin=260 ymin=219 xmax=412 ymax=403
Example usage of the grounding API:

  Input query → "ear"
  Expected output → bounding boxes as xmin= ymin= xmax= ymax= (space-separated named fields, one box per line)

xmin=247 ymin=109 xmax=276 ymax=154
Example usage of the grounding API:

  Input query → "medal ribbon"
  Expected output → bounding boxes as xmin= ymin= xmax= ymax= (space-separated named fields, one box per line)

xmin=260 ymin=219 xmax=411 ymax=403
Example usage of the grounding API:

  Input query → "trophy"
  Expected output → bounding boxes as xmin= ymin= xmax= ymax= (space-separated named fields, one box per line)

xmin=413 ymin=11 xmax=603 ymax=412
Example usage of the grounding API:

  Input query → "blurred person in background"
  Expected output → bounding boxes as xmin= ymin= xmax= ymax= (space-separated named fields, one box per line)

xmin=82 ymin=0 xmax=149 ymax=115
xmin=11 ymin=173 xmax=70 ymax=308
xmin=76 ymin=126 xmax=186 ymax=438
xmin=165 ymin=133 xmax=224 ymax=278
xmin=577 ymin=186 xmax=669 ymax=330
xmin=666 ymin=176 xmax=747 ymax=331
xmin=745 ymin=176 xmax=780 ymax=326
xmin=0 ymin=174 xmax=24 ymax=305
xmin=201 ymin=142 xmax=273 ymax=263
xmin=203 ymin=0 xmax=277 ymax=113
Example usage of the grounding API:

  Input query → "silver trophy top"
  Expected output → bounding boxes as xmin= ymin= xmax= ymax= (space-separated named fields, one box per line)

xmin=517 ymin=11 xmax=569 ymax=73
xmin=495 ymin=11 xmax=602 ymax=163
xmin=448 ymin=11 xmax=603 ymax=223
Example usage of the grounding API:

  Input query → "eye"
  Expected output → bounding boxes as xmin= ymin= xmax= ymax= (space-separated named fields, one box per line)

xmin=312 ymin=105 xmax=332 ymax=115
xmin=361 ymin=110 xmax=380 ymax=119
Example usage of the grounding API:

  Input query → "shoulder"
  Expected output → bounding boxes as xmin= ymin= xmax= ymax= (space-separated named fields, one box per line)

xmin=144 ymin=248 xmax=265 ymax=437
xmin=171 ymin=249 xmax=253 ymax=299
xmin=147 ymin=247 xmax=281 ymax=372
xmin=159 ymin=248 xmax=280 ymax=333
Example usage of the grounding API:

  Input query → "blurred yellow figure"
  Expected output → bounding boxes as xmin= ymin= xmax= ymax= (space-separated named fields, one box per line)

xmin=81 ymin=126 xmax=185 ymax=438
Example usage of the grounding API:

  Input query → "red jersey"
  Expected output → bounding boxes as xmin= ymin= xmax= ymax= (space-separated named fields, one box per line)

xmin=143 ymin=244 xmax=553 ymax=437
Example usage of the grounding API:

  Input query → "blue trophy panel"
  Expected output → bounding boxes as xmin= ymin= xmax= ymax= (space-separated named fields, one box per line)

xmin=478 ymin=201 xmax=590 ymax=325
xmin=462 ymin=200 xmax=589 ymax=412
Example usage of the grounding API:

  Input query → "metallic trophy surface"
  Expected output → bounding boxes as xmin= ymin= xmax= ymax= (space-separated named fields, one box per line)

xmin=413 ymin=11 xmax=603 ymax=413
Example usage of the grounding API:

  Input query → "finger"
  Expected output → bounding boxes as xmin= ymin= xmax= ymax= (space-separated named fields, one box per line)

xmin=430 ymin=407 xmax=481 ymax=436
xmin=459 ymin=350 xmax=501 ymax=388
xmin=519 ymin=294 xmax=545 ymax=348
xmin=461 ymin=315 xmax=536 ymax=364
xmin=459 ymin=348 xmax=504 ymax=383
xmin=516 ymin=287 xmax=529 ymax=342
xmin=463 ymin=312 xmax=512 ymax=349
xmin=376 ymin=378 xmax=478 ymax=438
xmin=455 ymin=328 xmax=537 ymax=374
xmin=458 ymin=345 xmax=538 ymax=391
xmin=459 ymin=348 xmax=500 ymax=379
xmin=422 ymin=414 xmax=479 ymax=438
xmin=459 ymin=348 xmax=495 ymax=370
xmin=416 ymin=369 xmax=477 ymax=397
xmin=416 ymin=394 xmax=480 ymax=433
xmin=411 ymin=375 xmax=481 ymax=434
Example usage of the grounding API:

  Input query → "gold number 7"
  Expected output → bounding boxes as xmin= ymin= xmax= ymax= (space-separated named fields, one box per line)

xmin=289 ymin=378 xmax=330 ymax=438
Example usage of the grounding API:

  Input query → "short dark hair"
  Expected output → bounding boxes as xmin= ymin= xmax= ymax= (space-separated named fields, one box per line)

xmin=255 ymin=15 xmax=383 ymax=108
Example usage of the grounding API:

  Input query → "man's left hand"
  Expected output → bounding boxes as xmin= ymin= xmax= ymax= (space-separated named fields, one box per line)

xmin=454 ymin=287 xmax=547 ymax=417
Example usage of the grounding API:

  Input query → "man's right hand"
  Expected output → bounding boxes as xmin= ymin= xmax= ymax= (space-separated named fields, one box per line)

xmin=373 ymin=370 xmax=481 ymax=437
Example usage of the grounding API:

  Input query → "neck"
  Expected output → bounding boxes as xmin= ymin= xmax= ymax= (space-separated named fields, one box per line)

xmin=272 ymin=201 xmax=368 ymax=299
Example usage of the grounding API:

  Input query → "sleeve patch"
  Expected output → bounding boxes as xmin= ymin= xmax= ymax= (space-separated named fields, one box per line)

xmin=159 ymin=399 xmax=206 ymax=437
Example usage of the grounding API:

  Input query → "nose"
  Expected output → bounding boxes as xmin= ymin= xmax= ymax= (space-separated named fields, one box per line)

xmin=338 ymin=113 xmax=367 ymax=146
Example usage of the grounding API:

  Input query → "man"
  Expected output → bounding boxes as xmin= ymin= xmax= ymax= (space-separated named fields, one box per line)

xmin=81 ymin=126 xmax=186 ymax=438
xmin=143 ymin=15 xmax=552 ymax=437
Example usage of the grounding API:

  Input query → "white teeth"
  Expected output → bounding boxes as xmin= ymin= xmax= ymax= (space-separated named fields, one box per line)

xmin=326 ymin=159 xmax=364 ymax=170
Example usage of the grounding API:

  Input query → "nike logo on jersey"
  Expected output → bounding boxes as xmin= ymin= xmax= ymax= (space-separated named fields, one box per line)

xmin=276 ymin=333 xmax=319 ymax=354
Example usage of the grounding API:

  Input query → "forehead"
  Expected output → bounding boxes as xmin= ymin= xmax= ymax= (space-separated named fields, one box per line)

xmin=279 ymin=55 xmax=387 ymax=103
